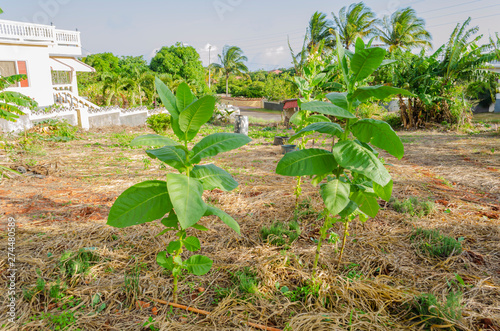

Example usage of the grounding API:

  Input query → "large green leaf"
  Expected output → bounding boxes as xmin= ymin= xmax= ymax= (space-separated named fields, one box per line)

xmin=178 ymin=96 xmax=215 ymax=140
xmin=339 ymin=200 xmax=358 ymax=218
xmin=108 ymin=180 xmax=172 ymax=228
xmin=351 ymin=119 xmax=404 ymax=160
xmin=350 ymin=191 xmax=380 ymax=218
xmin=131 ymin=134 xmax=180 ymax=148
xmin=325 ymin=92 xmax=348 ymax=110
xmin=306 ymin=114 xmax=331 ymax=123
xmin=351 ymin=85 xmax=415 ymax=103
xmin=204 ymin=205 xmax=240 ymax=234
xmin=176 ymin=82 xmax=195 ymax=112
xmin=185 ymin=255 xmax=213 ymax=276
xmin=350 ymin=47 xmax=386 ymax=83
xmin=301 ymin=101 xmax=356 ymax=119
xmin=166 ymin=173 xmax=206 ymax=229
xmin=289 ymin=122 xmax=344 ymax=143
xmin=155 ymin=77 xmax=178 ymax=118
xmin=191 ymin=164 xmax=238 ymax=191
xmin=155 ymin=77 xmax=184 ymax=140
xmin=146 ymin=146 xmax=187 ymax=172
xmin=373 ymin=180 xmax=393 ymax=201
xmin=320 ymin=180 xmax=351 ymax=215
xmin=183 ymin=236 xmax=201 ymax=252
xmin=190 ymin=133 xmax=251 ymax=164
xmin=289 ymin=110 xmax=305 ymax=125
xmin=156 ymin=251 xmax=174 ymax=271
xmin=276 ymin=148 xmax=337 ymax=177
xmin=332 ymin=141 xmax=390 ymax=186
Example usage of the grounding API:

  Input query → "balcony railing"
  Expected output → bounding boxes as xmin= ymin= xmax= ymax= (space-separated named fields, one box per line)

xmin=0 ymin=19 xmax=80 ymax=47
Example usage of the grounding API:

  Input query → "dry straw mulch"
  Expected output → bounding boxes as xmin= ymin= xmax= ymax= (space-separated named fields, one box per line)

xmin=0 ymin=126 xmax=499 ymax=330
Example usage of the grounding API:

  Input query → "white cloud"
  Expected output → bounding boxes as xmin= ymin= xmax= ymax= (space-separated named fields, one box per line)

xmin=264 ymin=46 xmax=284 ymax=57
xmin=149 ymin=47 xmax=162 ymax=59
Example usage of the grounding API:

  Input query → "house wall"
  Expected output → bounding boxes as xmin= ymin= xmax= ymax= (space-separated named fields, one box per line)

xmin=219 ymin=97 xmax=263 ymax=108
xmin=264 ymin=101 xmax=284 ymax=111
xmin=0 ymin=43 xmax=54 ymax=107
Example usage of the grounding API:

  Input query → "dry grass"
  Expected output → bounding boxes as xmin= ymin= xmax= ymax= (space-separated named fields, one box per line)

xmin=0 ymin=125 xmax=499 ymax=330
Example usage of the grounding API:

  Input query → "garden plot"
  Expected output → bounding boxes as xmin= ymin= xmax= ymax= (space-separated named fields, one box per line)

xmin=0 ymin=125 xmax=499 ymax=330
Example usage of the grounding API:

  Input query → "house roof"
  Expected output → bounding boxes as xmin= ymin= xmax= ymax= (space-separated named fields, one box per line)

xmin=283 ymin=99 xmax=298 ymax=109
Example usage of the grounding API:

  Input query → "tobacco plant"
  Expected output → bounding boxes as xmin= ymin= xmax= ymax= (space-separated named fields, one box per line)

xmin=277 ymin=35 xmax=414 ymax=275
xmin=289 ymin=43 xmax=337 ymax=209
xmin=107 ymin=78 xmax=251 ymax=302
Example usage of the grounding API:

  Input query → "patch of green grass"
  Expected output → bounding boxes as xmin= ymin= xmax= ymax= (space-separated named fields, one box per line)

xmin=123 ymin=263 xmax=141 ymax=307
xmin=109 ymin=131 xmax=138 ymax=147
xmin=59 ymin=248 xmax=100 ymax=277
xmin=413 ymin=291 xmax=463 ymax=328
xmin=390 ymin=197 xmax=436 ymax=217
xmin=278 ymin=281 xmax=321 ymax=303
xmin=436 ymin=175 xmax=453 ymax=188
xmin=410 ymin=228 xmax=463 ymax=258
xmin=28 ymin=309 xmax=81 ymax=330
xmin=231 ymin=267 xmax=259 ymax=294
xmin=260 ymin=221 xmax=301 ymax=248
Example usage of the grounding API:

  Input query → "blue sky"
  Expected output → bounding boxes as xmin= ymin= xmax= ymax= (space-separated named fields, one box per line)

xmin=1 ymin=0 xmax=499 ymax=70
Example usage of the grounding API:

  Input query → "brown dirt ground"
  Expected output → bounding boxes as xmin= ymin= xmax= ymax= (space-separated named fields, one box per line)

xmin=0 ymin=125 xmax=499 ymax=330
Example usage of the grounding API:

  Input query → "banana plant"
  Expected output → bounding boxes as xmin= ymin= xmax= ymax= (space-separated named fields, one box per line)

xmin=107 ymin=78 xmax=251 ymax=303
xmin=276 ymin=35 xmax=414 ymax=275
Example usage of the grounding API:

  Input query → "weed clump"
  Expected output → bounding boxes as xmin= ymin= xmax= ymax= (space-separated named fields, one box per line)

xmin=390 ymin=197 xmax=436 ymax=217
xmin=413 ymin=291 xmax=463 ymax=328
xmin=59 ymin=248 xmax=100 ymax=277
xmin=410 ymin=228 xmax=463 ymax=258
xmin=260 ymin=220 xmax=301 ymax=248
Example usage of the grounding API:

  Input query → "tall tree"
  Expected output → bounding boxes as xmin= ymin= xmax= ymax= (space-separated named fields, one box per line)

xmin=150 ymin=43 xmax=208 ymax=94
xmin=212 ymin=45 xmax=248 ymax=96
xmin=376 ymin=7 xmax=432 ymax=52
xmin=307 ymin=11 xmax=335 ymax=51
xmin=331 ymin=2 xmax=377 ymax=49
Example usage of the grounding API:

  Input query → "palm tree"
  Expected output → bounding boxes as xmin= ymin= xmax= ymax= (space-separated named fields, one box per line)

xmin=376 ymin=7 xmax=432 ymax=52
xmin=212 ymin=45 xmax=248 ymax=96
xmin=331 ymin=2 xmax=377 ymax=49
xmin=307 ymin=11 xmax=335 ymax=51
xmin=102 ymin=72 xmax=129 ymax=106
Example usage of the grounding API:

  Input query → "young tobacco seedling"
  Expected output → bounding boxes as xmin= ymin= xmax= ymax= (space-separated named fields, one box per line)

xmin=277 ymin=34 xmax=414 ymax=275
xmin=107 ymin=78 xmax=251 ymax=303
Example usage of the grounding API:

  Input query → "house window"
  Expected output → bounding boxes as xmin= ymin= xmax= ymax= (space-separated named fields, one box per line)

xmin=0 ymin=61 xmax=29 ymax=87
xmin=51 ymin=71 xmax=72 ymax=85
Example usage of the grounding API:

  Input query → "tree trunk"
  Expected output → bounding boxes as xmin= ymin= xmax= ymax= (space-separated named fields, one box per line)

xmin=225 ymin=74 xmax=229 ymax=97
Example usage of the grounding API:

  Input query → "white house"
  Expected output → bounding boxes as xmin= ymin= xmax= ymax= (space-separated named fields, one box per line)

xmin=0 ymin=19 xmax=94 ymax=108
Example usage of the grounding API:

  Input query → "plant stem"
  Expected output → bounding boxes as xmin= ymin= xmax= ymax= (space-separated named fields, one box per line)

xmin=338 ymin=220 xmax=349 ymax=269
xmin=313 ymin=215 xmax=330 ymax=277
xmin=172 ymin=274 xmax=178 ymax=304
xmin=294 ymin=176 xmax=302 ymax=210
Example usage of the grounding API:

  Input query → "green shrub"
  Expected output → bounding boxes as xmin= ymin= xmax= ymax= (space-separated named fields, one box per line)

xmin=410 ymin=228 xmax=463 ymax=258
xmin=146 ymin=113 xmax=171 ymax=134
xmin=32 ymin=118 xmax=78 ymax=142
xmin=414 ymin=291 xmax=463 ymax=328
xmin=390 ymin=197 xmax=435 ymax=217
xmin=382 ymin=112 xmax=402 ymax=130
xmin=260 ymin=221 xmax=301 ymax=247
xmin=355 ymin=102 xmax=387 ymax=119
